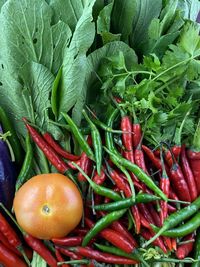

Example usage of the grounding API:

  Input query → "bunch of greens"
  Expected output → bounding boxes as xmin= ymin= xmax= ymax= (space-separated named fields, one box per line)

xmin=0 ymin=0 xmax=199 ymax=172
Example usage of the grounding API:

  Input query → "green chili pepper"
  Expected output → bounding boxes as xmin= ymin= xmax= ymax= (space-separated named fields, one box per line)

xmin=61 ymin=112 xmax=94 ymax=160
xmin=151 ymin=212 xmax=200 ymax=238
xmin=144 ymin=195 xmax=200 ymax=247
xmin=104 ymin=109 xmax=135 ymax=197
xmin=192 ymin=228 xmax=200 ymax=267
xmin=72 ymin=162 xmax=121 ymax=201
xmin=0 ymin=106 xmax=23 ymax=165
xmin=104 ymin=146 xmax=167 ymax=201
xmin=105 ymin=109 xmax=120 ymax=154
xmin=94 ymin=193 xmax=161 ymax=211
xmin=82 ymin=109 xmax=102 ymax=175
xmin=82 ymin=209 xmax=127 ymax=247
xmin=92 ymin=117 xmax=124 ymax=134
xmin=15 ymin=135 xmax=33 ymax=191
xmin=94 ymin=243 xmax=149 ymax=267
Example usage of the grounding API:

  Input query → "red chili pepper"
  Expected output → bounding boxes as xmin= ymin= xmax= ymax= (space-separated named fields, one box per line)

xmin=169 ymin=163 xmax=191 ymax=202
xmin=138 ymin=204 xmax=170 ymax=251
xmin=70 ymin=246 xmax=138 ymax=264
xmin=132 ymin=123 xmax=142 ymax=149
xmin=141 ymin=230 xmax=167 ymax=253
xmin=134 ymin=148 xmax=148 ymax=174
xmin=43 ymin=132 xmax=80 ymax=161
xmin=98 ymin=211 xmax=138 ymax=249
xmin=167 ymin=203 xmax=177 ymax=214
xmin=52 ymin=236 xmax=83 ymax=247
xmin=121 ymin=115 xmax=134 ymax=163
xmin=58 ymin=247 xmax=82 ymax=260
xmin=0 ymin=241 xmax=27 ymax=267
xmin=175 ymin=233 xmax=195 ymax=259
xmin=24 ymin=234 xmax=57 ymax=267
xmin=0 ymin=231 xmax=21 ymax=256
xmin=168 ymin=188 xmax=179 ymax=201
xmin=77 ymin=152 xmax=91 ymax=182
xmin=159 ymin=165 xmax=170 ymax=224
xmin=93 ymin=169 xmax=106 ymax=185
xmin=146 ymin=203 xmax=162 ymax=228
xmin=108 ymin=168 xmax=141 ymax=233
xmin=67 ymin=159 xmax=81 ymax=170
xmin=85 ymin=217 xmax=136 ymax=253
xmin=0 ymin=213 xmax=21 ymax=248
xmin=110 ymin=220 xmax=138 ymax=248
xmin=172 ymin=145 xmax=181 ymax=159
xmin=142 ymin=145 xmax=162 ymax=170
xmin=23 ymin=118 xmax=68 ymax=174
xmin=165 ymin=146 xmax=181 ymax=168
xmin=181 ymin=145 xmax=198 ymax=201
xmin=55 ymin=248 xmax=69 ymax=267
xmin=187 ymin=150 xmax=200 ymax=194
xmin=72 ymin=228 xmax=88 ymax=236
xmin=140 ymin=214 xmax=152 ymax=230
xmin=99 ymin=228 xmax=136 ymax=253
xmin=171 ymin=238 xmax=177 ymax=251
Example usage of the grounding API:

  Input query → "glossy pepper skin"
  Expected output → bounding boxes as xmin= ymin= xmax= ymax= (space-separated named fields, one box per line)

xmin=0 ymin=125 xmax=16 ymax=210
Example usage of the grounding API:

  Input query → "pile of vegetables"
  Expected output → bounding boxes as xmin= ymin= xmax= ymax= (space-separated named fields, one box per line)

xmin=0 ymin=0 xmax=200 ymax=266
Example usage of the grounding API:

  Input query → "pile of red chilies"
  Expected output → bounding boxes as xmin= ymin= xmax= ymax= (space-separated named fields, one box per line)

xmin=1 ymin=110 xmax=200 ymax=267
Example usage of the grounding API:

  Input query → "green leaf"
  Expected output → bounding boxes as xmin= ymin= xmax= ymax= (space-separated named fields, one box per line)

xmin=49 ymin=0 xmax=87 ymax=31
xmin=58 ymin=0 xmax=96 ymax=116
xmin=97 ymin=2 xmax=113 ymax=34
xmin=179 ymin=22 xmax=200 ymax=56
xmin=130 ymin=0 xmax=162 ymax=53
xmin=0 ymin=0 xmax=6 ymax=9
xmin=0 ymin=72 xmax=27 ymax=137
xmin=159 ymin=0 xmax=179 ymax=34
xmin=111 ymin=0 xmax=138 ymax=41
xmin=178 ymin=0 xmax=200 ymax=21
xmin=51 ymin=21 xmax=72 ymax=75
xmin=0 ymin=0 xmax=53 ymax=77
xmin=72 ymin=41 xmax=137 ymax=125
xmin=51 ymin=67 xmax=62 ymax=119
xmin=20 ymin=62 xmax=55 ymax=131
xmin=97 ymin=2 xmax=121 ymax=44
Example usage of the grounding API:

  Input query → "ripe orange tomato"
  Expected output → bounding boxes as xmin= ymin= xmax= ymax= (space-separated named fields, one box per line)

xmin=13 ymin=173 xmax=83 ymax=239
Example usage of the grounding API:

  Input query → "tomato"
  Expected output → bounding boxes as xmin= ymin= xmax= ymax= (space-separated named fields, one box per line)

xmin=13 ymin=173 xmax=83 ymax=239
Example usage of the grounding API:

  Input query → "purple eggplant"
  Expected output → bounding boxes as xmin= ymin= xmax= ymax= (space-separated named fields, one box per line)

xmin=0 ymin=125 xmax=16 ymax=210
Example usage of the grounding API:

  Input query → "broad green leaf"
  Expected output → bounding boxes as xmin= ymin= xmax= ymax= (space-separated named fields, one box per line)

xmin=0 ymin=0 xmax=6 ymax=9
xmin=58 ymin=0 xmax=96 ymax=116
xmin=178 ymin=0 xmax=200 ymax=21
xmin=147 ymin=31 xmax=180 ymax=57
xmin=130 ymin=0 xmax=162 ymax=52
xmin=51 ymin=21 xmax=72 ymax=75
xmin=111 ymin=0 xmax=137 ymax=40
xmin=159 ymin=0 xmax=179 ymax=34
xmin=101 ymin=32 xmax=121 ymax=44
xmin=72 ymin=41 xmax=138 ymax=124
xmin=97 ymin=2 xmax=113 ymax=34
xmin=49 ymin=0 xmax=87 ymax=31
xmin=0 ymin=0 xmax=53 ymax=77
xmin=0 ymin=72 xmax=27 ymax=137
xmin=20 ymin=62 xmax=54 ymax=131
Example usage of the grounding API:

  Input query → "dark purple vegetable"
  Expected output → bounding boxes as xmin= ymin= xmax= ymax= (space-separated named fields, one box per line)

xmin=0 ymin=125 xmax=16 ymax=210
